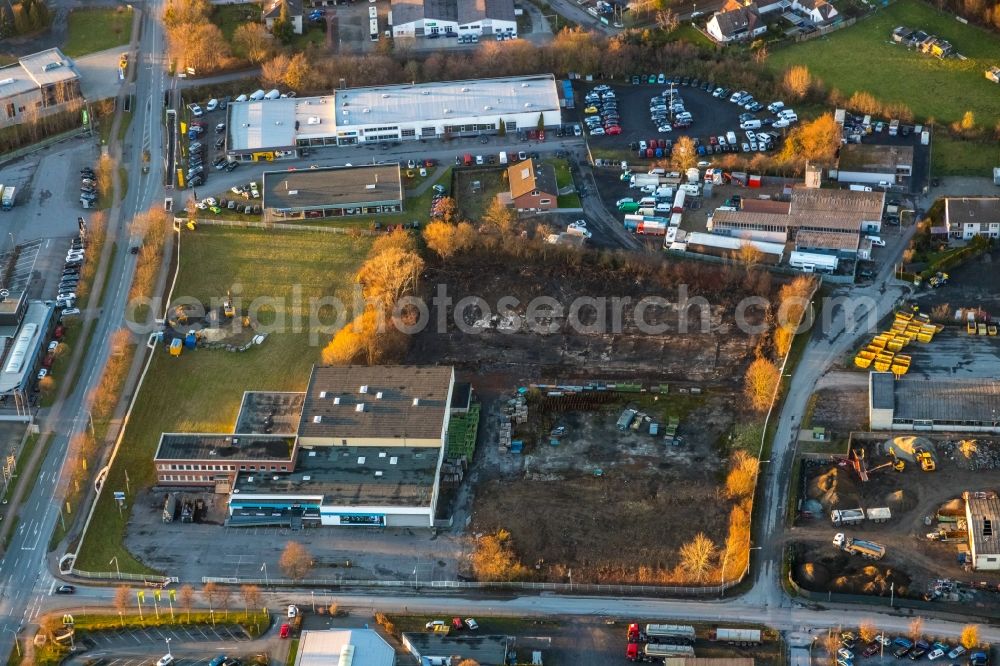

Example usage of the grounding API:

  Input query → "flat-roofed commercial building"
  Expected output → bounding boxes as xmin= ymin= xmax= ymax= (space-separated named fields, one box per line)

xmin=869 ymin=371 xmax=1000 ymax=432
xmin=391 ymin=0 xmax=517 ymax=38
xmin=262 ymin=165 xmax=403 ymax=220
xmin=0 ymin=48 xmax=83 ymax=129
xmin=836 ymin=143 xmax=913 ymax=188
xmin=295 ymin=630 xmax=395 ymax=666
xmin=153 ymin=434 xmax=297 ymax=493
xmin=153 ymin=365 xmax=457 ymax=528
xmin=226 ymin=75 xmax=561 ymax=159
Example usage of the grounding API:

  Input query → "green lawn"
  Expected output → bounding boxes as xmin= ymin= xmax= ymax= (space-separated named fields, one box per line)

xmin=667 ymin=23 xmax=715 ymax=47
xmin=64 ymin=8 xmax=134 ymax=57
xmin=74 ymin=227 xmax=371 ymax=574
xmin=767 ymin=0 xmax=1000 ymax=124
xmin=213 ymin=4 xmax=261 ymax=56
xmin=931 ymin=134 xmax=1000 ymax=176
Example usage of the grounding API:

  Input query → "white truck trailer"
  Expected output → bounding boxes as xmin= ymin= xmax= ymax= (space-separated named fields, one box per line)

xmin=866 ymin=507 xmax=892 ymax=523
xmin=831 ymin=508 xmax=866 ymax=526
xmin=789 ymin=251 xmax=838 ymax=273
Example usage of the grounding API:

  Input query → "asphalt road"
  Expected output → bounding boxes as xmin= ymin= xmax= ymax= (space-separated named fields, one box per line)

xmin=0 ymin=0 xmax=171 ymax=658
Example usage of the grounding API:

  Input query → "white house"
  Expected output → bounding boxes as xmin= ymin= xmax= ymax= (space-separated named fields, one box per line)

xmin=792 ymin=0 xmax=838 ymax=23
xmin=945 ymin=197 xmax=1000 ymax=240
xmin=705 ymin=1 xmax=766 ymax=43
xmin=263 ymin=0 xmax=303 ymax=34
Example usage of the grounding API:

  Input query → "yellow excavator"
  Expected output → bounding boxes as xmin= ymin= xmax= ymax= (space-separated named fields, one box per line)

xmin=223 ymin=290 xmax=235 ymax=319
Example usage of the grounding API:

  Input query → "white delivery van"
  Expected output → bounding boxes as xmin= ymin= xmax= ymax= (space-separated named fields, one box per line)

xmin=264 ymin=89 xmax=281 ymax=100
xmin=740 ymin=119 xmax=762 ymax=130
xmin=499 ymin=151 xmax=508 ymax=165
xmin=249 ymin=89 xmax=266 ymax=101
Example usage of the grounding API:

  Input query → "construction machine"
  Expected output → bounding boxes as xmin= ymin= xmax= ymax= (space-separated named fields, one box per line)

xmin=223 ymin=290 xmax=235 ymax=318
xmin=915 ymin=449 xmax=936 ymax=471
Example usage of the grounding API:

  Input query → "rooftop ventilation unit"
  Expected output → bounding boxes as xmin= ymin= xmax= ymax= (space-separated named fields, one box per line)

xmin=0 ymin=78 xmax=14 ymax=87
xmin=302 ymin=475 xmax=311 ymax=481
xmin=357 ymin=456 xmax=366 ymax=464
xmin=307 ymin=116 xmax=321 ymax=125
xmin=363 ymin=108 xmax=371 ymax=113
xmin=484 ymin=105 xmax=492 ymax=110
xmin=375 ymin=470 xmax=383 ymax=477
xmin=461 ymin=87 xmax=469 ymax=92
xmin=382 ymin=93 xmax=390 ymax=98
xmin=379 ymin=452 xmax=386 ymax=458
xmin=443 ymin=108 xmax=451 ymax=113
xmin=524 ymin=102 xmax=532 ymax=108
xmin=521 ymin=82 xmax=529 ymax=87
xmin=390 ymin=456 xmax=398 ymax=464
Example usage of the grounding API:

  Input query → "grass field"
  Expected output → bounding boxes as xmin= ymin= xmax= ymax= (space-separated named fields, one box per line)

xmin=64 ymin=8 xmax=134 ymax=57
xmin=768 ymin=0 xmax=1000 ymax=125
xmin=74 ymin=227 xmax=371 ymax=573
xmin=931 ymin=134 xmax=1000 ymax=175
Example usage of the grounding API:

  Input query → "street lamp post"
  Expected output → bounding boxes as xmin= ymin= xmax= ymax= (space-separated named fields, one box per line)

xmin=165 ymin=637 xmax=172 ymax=657
xmin=5 ymin=628 xmax=19 ymax=657
xmin=261 ymin=562 xmax=269 ymax=587
xmin=110 ymin=556 xmax=120 ymax=579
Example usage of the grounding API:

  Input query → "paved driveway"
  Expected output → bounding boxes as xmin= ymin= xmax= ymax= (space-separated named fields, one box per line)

xmin=75 ymin=47 xmax=129 ymax=102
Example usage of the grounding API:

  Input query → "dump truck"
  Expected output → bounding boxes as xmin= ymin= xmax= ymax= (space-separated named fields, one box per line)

xmin=916 ymin=450 xmax=936 ymax=471
xmin=833 ymin=533 xmax=886 ymax=560
xmin=831 ymin=508 xmax=866 ymax=526
xmin=712 ymin=628 xmax=762 ymax=645
xmin=645 ymin=624 xmax=696 ymax=644
xmin=866 ymin=507 xmax=892 ymax=523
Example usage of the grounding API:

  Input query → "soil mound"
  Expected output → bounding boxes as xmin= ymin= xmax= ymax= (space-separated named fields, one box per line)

xmin=808 ymin=468 xmax=861 ymax=509
xmin=796 ymin=561 xmax=831 ymax=587
xmin=938 ymin=497 xmax=965 ymax=516
xmin=883 ymin=489 xmax=917 ymax=513
xmin=830 ymin=565 xmax=909 ymax=596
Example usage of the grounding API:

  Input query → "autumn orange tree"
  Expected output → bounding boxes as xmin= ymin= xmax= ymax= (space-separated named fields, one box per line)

xmin=744 ymin=356 xmax=779 ymax=412
xmin=423 ymin=220 xmax=476 ymax=260
xmin=280 ymin=541 xmax=313 ymax=580
xmin=472 ymin=529 xmax=528 ymax=582
xmin=234 ymin=23 xmax=273 ymax=64
xmin=778 ymin=114 xmax=841 ymax=169
xmin=782 ymin=65 xmax=812 ymax=99
xmin=725 ymin=450 xmax=759 ymax=499
xmin=671 ymin=135 xmax=697 ymax=171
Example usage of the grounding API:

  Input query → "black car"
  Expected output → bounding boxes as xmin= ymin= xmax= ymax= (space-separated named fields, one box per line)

xmin=225 ymin=161 xmax=239 ymax=172
xmin=909 ymin=648 xmax=927 ymax=660
xmin=213 ymin=156 xmax=228 ymax=169
xmin=55 ymin=585 xmax=75 ymax=594
xmin=188 ymin=175 xmax=204 ymax=186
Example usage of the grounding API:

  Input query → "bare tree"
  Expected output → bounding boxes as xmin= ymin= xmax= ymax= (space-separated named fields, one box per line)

xmin=114 ymin=585 xmax=130 ymax=626
xmin=909 ymin=617 xmax=924 ymax=642
xmin=678 ymin=532 xmax=716 ymax=582
xmin=203 ymin=581 xmax=220 ymax=610
xmin=179 ymin=584 xmax=195 ymax=621
xmin=280 ymin=541 xmax=313 ymax=580
xmin=217 ymin=585 xmax=232 ymax=617
xmin=240 ymin=584 xmax=262 ymax=618
xmin=654 ymin=8 xmax=678 ymax=31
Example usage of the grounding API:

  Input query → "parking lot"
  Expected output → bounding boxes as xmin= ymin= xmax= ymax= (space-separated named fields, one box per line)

xmin=577 ymin=78 xmax=789 ymax=160
xmin=124 ymin=487 xmax=467 ymax=583
xmin=817 ymin=632 xmax=989 ymax=666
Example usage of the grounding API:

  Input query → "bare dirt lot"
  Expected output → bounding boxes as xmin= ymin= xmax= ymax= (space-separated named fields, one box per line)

xmin=471 ymin=391 xmax=737 ymax=583
xmin=407 ymin=245 xmax=774 ymax=382
xmin=791 ymin=435 xmax=1000 ymax=606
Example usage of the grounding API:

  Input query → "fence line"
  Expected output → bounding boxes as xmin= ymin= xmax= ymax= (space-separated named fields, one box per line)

xmin=183 ymin=217 xmax=379 ymax=235
xmin=793 ymin=16 xmax=858 ymax=42
xmin=200 ymin=575 xmax=741 ymax=596
xmin=71 ymin=568 xmax=177 ymax=584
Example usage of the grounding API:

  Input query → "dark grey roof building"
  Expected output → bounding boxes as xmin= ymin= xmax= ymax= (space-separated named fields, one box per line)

xmin=869 ymin=371 xmax=1000 ymax=432
xmin=262 ymin=164 xmax=403 ymax=221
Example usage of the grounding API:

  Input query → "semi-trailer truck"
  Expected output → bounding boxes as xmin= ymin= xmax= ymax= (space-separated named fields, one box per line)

xmin=626 ymin=642 xmax=696 ymax=661
xmin=833 ymin=533 xmax=886 ymax=559
xmin=645 ymin=624 xmax=696 ymax=644
xmin=831 ymin=508 xmax=865 ymax=526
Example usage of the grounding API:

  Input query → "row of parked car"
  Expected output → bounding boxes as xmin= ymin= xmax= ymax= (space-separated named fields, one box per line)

xmin=649 ymin=87 xmax=692 ymax=133
xmin=583 ymin=84 xmax=623 ymax=136
xmin=836 ymin=630 xmax=987 ymax=666
xmin=79 ymin=164 xmax=98 ymax=210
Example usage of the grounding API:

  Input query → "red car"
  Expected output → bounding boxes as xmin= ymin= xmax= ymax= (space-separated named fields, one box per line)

xmin=606 ymin=125 xmax=622 ymax=135
xmin=280 ymin=624 xmax=291 ymax=639
xmin=451 ymin=617 xmax=464 ymax=630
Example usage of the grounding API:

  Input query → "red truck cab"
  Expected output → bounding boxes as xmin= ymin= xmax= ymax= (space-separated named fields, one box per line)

xmin=463 ymin=154 xmax=473 ymax=166
xmin=628 ymin=623 xmax=642 ymax=642
xmin=626 ymin=643 xmax=640 ymax=661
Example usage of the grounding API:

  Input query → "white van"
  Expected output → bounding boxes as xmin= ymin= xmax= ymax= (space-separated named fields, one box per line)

xmin=499 ymin=151 xmax=508 ymax=165
xmin=726 ymin=131 xmax=737 ymax=145
xmin=740 ymin=119 xmax=762 ymax=130
xmin=235 ymin=94 xmax=248 ymax=102
xmin=264 ymin=89 xmax=281 ymax=100
xmin=249 ymin=89 xmax=266 ymax=101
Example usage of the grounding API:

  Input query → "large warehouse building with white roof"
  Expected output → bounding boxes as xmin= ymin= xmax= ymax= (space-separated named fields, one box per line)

xmin=226 ymin=74 xmax=561 ymax=160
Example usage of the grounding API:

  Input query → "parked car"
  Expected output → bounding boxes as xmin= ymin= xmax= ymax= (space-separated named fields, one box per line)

xmin=425 ymin=620 xmax=446 ymax=630
xmin=55 ymin=585 xmax=75 ymax=594
xmin=948 ymin=647 xmax=966 ymax=659
xmin=280 ymin=624 xmax=291 ymax=639
xmin=157 ymin=656 xmax=175 ymax=666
